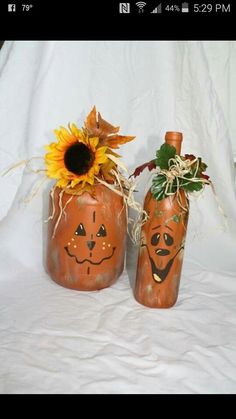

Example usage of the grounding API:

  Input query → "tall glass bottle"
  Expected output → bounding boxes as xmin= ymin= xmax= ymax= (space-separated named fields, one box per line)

xmin=134 ymin=132 xmax=189 ymax=308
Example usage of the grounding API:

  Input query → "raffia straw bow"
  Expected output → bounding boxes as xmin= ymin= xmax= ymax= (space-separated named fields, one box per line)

xmin=156 ymin=155 xmax=211 ymax=211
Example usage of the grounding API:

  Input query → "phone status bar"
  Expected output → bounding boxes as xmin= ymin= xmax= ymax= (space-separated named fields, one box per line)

xmin=118 ymin=2 xmax=231 ymax=15
xmin=1 ymin=1 xmax=234 ymax=40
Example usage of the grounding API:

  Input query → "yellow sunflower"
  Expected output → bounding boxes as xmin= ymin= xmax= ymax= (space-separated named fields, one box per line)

xmin=45 ymin=124 xmax=108 ymax=191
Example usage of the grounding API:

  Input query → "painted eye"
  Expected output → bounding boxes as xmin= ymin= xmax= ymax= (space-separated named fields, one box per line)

xmin=151 ymin=233 xmax=160 ymax=246
xmin=164 ymin=233 xmax=173 ymax=246
xmin=75 ymin=223 xmax=86 ymax=236
xmin=96 ymin=224 xmax=107 ymax=237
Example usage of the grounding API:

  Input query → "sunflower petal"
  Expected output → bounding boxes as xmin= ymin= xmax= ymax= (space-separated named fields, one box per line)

xmin=71 ymin=178 xmax=82 ymax=188
xmin=106 ymin=153 xmax=128 ymax=172
xmin=45 ymin=142 xmax=57 ymax=151
xmin=106 ymin=148 xmax=121 ymax=158
xmin=101 ymin=159 xmax=116 ymax=181
xmin=53 ymin=130 xmax=67 ymax=145
xmin=95 ymin=146 xmax=108 ymax=158
xmin=45 ymin=151 xmax=64 ymax=161
xmin=56 ymin=178 xmax=70 ymax=188
xmin=97 ymin=155 xmax=108 ymax=165
xmin=61 ymin=126 xmax=73 ymax=139
xmin=69 ymin=123 xmax=83 ymax=138
xmin=88 ymin=136 xmax=99 ymax=150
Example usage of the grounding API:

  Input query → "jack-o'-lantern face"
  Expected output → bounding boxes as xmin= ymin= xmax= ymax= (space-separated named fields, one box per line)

xmin=142 ymin=222 xmax=184 ymax=283
xmin=140 ymin=193 xmax=188 ymax=284
xmin=64 ymin=210 xmax=116 ymax=274
xmin=46 ymin=185 xmax=127 ymax=291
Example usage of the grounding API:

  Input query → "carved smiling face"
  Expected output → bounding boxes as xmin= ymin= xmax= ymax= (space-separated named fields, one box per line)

xmin=135 ymin=190 xmax=189 ymax=308
xmin=64 ymin=211 xmax=116 ymax=273
xmin=46 ymin=185 xmax=127 ymax=291
xmin=140 ymin=191 xmax=188 ymax=284
xmin=144 ymin=223 xmax=184 ymax=283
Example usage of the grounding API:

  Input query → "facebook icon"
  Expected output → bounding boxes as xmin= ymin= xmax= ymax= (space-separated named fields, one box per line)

xmin=8 ymin=4 xmax=16 ymax=12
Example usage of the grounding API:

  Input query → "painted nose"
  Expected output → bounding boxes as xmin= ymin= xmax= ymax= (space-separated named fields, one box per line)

xmin=87 ymin=240 xmax=96 ymax=250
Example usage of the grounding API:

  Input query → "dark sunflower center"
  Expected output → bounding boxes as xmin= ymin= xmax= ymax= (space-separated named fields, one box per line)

xmin=64 ymin=143 xmax=94 ymax=175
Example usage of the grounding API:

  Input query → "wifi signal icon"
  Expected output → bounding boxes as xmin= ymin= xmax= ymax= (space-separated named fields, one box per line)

xmin=136 ymin=2 xmax=146 ymax=13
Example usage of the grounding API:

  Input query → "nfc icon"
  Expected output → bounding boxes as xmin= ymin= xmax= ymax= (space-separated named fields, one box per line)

xmin=8 ymin=4 xmax=16 ymax=12
xmin=119 ymin=3 xmax=130 ymax=13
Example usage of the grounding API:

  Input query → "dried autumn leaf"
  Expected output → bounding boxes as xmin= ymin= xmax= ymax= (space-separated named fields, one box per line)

xmin=106 ymin=134 xmax=135 ymax=149
xmin=85 ymin=106 xmax=119 ymax=139
xmin=97 ymin=112 xmax=120 ymax=138
xmin=131 ymin=160 xmax=156 ymax=178
xmin=84 ymin=106 xmax=135 ymax=149
xmin=85 ymin=106 xmax=97 ymax=133
xmin=184 ymin=154 xmax=196 ymax=161
xmin=201 ymin=173 xmax=210 ymax=180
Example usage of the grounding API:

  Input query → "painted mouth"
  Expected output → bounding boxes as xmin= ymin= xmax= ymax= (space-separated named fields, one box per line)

xmin=150 ymin=255 xmax=176 ymax=283
xmin=155 ymin=248 xmax=170 ymax=256
xmin=141 ymin=242 xmax=184 ymax=283
xmin=64 ymin=246 xmax=116 ymax=265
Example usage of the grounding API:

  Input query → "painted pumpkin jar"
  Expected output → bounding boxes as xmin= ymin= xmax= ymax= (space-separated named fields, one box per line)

xmin=134 ymin=132 xmax=189 ymax=308
xmin=46 ymin=184 xmax=127 ymax=291
xmin=44 ymin=106 xmax=136 ymax=291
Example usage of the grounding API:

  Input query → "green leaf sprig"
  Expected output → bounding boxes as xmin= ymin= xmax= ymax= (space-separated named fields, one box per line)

xmin=151 ymin=143 xmax=210 ymax=201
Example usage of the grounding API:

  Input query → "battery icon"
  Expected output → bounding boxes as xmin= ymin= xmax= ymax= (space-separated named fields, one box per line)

xmin=181 ymin=2 xmax=189 ymax=12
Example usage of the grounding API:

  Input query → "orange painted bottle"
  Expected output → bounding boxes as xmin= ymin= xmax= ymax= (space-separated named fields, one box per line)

xmin=134 ymin=132 xmax=189 ymax=308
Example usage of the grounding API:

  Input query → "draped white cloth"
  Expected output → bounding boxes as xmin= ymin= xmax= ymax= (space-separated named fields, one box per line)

xmin=0 ymin=41 xmax=236 ymax=394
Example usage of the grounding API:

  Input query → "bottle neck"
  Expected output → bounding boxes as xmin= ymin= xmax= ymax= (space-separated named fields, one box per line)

xmin=165 ymin=132 xmax=183 ymax=155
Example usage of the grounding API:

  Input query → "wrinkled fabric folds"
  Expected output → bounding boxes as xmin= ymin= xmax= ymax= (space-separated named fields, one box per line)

xmin=0 ymin=41 xmax=236 ymax=393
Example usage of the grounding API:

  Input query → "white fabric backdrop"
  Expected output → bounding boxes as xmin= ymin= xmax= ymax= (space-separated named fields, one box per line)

xmin=0 ymin=41 xmax=236 ymax=394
